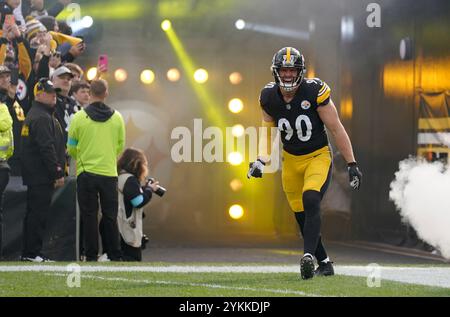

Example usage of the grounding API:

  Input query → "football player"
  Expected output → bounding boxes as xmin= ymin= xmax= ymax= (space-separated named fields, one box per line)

xmin=248 ymin=47 xmax=362 ymax=280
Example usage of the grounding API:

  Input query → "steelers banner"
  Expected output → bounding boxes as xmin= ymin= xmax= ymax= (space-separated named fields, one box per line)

xmin=417 ymin=91 xmax=450 ymax=162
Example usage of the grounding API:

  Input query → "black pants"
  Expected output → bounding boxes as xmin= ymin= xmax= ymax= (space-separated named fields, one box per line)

xmin=295 ymin=211 xmax=328 ymax=262
xmin=121 ymin=237 xmax=142 ymax=262
xmin=22 ymin=184 xmax=54 ymax=258
xmin=77 ymin=172 xmax=121 ymax=261
xmin=0 ymin=168 xmax=10 ymax=259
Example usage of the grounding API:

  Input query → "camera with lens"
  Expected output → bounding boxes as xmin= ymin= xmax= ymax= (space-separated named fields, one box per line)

xmin=147 ymin=178 xmax=167 ymax=197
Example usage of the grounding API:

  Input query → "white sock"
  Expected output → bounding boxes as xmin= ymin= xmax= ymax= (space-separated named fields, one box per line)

xmin=321 ymin=257 xmax=330 ymax=264
xmin=303 ymin=253 xmax=313 ymax=259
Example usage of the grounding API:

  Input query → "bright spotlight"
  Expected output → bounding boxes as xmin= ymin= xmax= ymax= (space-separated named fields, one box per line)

xmin=228 ymin=98 xmax=244 ymax=113
xmin=228 ymin=152 xmax=243 ymax=166
xmin=140 ymin=69 xmax=155 ymax=84
xmin=161 ymin=20 xmax=172 ymax=31
xmin=235 ymin=19 xmax=246 ymax=30
xmin=229 ymin=179 xmax=243 ymax=192
xmin=229 ymin=204 xmax=244 ymax=220
xmin=81 ymin=16 xmax=94 ymax=28
xmin=229 ymin=72 xmax=243 ymax=85
xmin=193 ymin=68 xmax=208 ymax=84
xmin=114 ymin=68 xmax=128 ymax=82
xmin=86 ymin=67 xmax=97 ymax=81
xmin=167 ymin=68 xmax=181 ymax=82
xmin=231 ymin=124 xmax=245 ymax=138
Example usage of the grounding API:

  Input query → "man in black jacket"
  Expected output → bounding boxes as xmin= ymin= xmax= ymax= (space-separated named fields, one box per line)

xmin=20 ymin=78 xmax=65 ymax=262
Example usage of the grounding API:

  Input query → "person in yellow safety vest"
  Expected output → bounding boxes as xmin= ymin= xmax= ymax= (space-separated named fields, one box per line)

xmin=0 ymin=98 xmax=13 ymax=259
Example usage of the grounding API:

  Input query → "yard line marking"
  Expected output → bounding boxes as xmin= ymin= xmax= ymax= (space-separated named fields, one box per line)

xmin=46 ymin=273 xmax=324 ymax=297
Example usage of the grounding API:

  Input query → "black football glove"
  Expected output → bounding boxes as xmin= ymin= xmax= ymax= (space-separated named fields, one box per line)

xmin=347 ymin=162 xmax=362 ymax=190
xmin=247 ymin=159 xmax=265 ymax=179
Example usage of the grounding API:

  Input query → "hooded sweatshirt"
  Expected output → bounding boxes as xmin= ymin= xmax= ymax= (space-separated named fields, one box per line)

xmin=67 ymin=102 xmax=125 ymax=177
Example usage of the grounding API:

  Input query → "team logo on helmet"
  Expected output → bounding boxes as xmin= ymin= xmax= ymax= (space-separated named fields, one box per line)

xmin=282 ymin=54 xmax=295 ymax=66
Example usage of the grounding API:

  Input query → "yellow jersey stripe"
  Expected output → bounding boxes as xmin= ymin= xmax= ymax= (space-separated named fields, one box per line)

xmin=418 ymin=117 xmax=450 ymax=131
xmin=318 ymin=84 xmax=330 ymax=97
xmin=317 ymin=89 xmax=331 ymax=104
xmin=318 ymin=84 xmax=327 ymax=94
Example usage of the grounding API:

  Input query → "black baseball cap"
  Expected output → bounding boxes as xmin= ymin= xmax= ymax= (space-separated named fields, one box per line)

xmin=34 ymin=78 xmax=62 ymax=95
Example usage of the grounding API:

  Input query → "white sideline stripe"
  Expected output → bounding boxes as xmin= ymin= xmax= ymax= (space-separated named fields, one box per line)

xmin=2 ymin=265 xmax=450 ymax=288
xmin=47 ymin=273 xmax=322 ymax=297
xmin=335 ymin=266 xmax=450 ymax=289
xmin=0 ymin=265 xmax=299 ymax=273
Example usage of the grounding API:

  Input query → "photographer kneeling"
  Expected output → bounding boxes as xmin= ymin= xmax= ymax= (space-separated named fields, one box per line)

xmin=117 ymin=148 xmax=163 ymax=261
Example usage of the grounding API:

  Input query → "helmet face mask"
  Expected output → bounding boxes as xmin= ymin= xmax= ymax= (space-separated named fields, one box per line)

xmin=271 ymin=47 xmax=306 ymax=92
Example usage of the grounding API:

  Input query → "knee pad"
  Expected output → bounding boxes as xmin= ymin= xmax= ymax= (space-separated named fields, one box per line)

xmin=302 ymin=190 xmax=322 ymax=216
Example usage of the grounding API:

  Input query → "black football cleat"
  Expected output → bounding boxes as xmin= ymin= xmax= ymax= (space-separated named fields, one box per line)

xmin=300 ymin=254 xmax=315 ymax=280
xmin=314 ymin=261 xmax=335 ymax=277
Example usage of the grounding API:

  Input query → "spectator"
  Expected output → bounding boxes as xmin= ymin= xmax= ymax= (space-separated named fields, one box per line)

xmin=69 ymin=80 xmax=89 ymax=109
xmin=51 ymin=65 xmax=76 ymax=141
xmin=0 ymin=81 xmax=13 ymax=259
xmin=0 ymin=0 xmax=21 ymax=27
xmin=36 ymin=15 xmax=57 ymax=32
xmin=66 ymin=79 xmax=88 ymax=175
xmin=57 ymin=20 xmax=71 ymax=36
xmin=48 ymin=49 xmax=61 ymax=70
xmin=20 ymin=78 xmax=65 ymax=262
xmin=117 ymin=148 xmax=159 ymax=261
xmin=25 ymin=17 xmax=47 ymax=49
xmin=0 ymin=22 xmax=33 ymax=84
xmin=1 ymin=20 xmax=33 ymax=115
xmin=0 ymin=65 xmax=23 ymax=175
xmin=64 ymin=62 xmax=83 ymax=81
xmin=15 ymin=0 xmax=72 ymax=27
xmin=67 ymin=79 xmax=125 ymax=262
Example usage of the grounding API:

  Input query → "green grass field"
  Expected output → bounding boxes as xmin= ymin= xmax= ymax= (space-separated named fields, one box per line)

xmin=0 ymin=262 xmax=449 ymax=297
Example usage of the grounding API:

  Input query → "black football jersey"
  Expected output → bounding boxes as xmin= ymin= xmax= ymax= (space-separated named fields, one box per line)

xmin=259 ymin=78 xmax=331 ymax=155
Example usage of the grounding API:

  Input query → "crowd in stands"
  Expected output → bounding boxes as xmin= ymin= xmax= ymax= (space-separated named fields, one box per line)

xmin=0 ymin=0 xmax=157 ymax=263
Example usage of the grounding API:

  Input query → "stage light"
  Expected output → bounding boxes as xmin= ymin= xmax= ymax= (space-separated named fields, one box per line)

xmin=231 ymin=124 xmax=245 ymax=137
xmin=162 ymin=20 xmax=225 ymax=126
xmin=193 ymin=68 xmax=208 ymax=84
xmin=229 ymin=179 xmax=243 ymax=192
xmin=86 ymin=67 xmax=97 ymax=81
xmin=140 ymin=69 xmax=155 ymax=84
xmin=235 ymin=19 xmax=246 ymax=30
xmin=114 ymin=68 xmax=128 ymax=82
xmin=228 ymin=98 xmax=243 ymax=113
xmin=81 ymin=16 xmax=94 ymax=28
xmin=229 ymin=204 xmax=244 ymax=220
xmin=341 ymin=16 xmax=355 ymax=42
xmin=229 ymin=72 xmax=243 ymax=85
xmin=161 ymin=20 xmax=172 ymax=31
xmin=228 ymin=152 xmax=243 ymax=166
xmin=167 ymin=68 xmax=181 ymax=82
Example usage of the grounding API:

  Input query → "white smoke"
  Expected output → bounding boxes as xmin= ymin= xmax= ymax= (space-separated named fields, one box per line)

xmin=389 ymin=157 xmax=450 ymax=259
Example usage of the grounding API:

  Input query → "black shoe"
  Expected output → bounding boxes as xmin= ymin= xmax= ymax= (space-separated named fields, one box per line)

xmin=314 ymin=261 xmax=335 ymax=276
xmin=300 ymin=254 xmax=315 ymax=280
